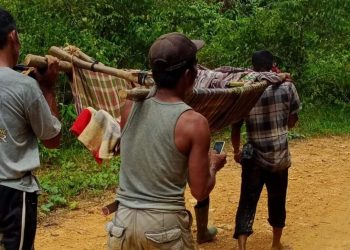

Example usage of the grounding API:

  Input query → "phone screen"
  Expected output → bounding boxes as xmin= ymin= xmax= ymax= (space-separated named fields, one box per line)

xmin=213 ymin=141 xmax=225 ymax=154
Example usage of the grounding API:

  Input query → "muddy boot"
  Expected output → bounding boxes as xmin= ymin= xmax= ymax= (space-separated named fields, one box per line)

xmin=194 ymin=198 xmax=218 ymax=244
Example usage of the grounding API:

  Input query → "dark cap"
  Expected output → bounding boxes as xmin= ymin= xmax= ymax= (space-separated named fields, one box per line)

xmin=148 ymin=32 xmax=204 ymax=72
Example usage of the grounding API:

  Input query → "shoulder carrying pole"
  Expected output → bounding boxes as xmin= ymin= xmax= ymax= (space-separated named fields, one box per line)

xmin=48 ymin=46 xmax=154 ymax=86
xmin=24 ymin=54 xmax=72 ymax=72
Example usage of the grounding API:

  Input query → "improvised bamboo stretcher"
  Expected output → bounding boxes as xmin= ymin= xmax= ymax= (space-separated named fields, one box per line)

xmin=23 ymin=46 xmax=289 ymax=132
xmin=23 ymin=46 xmax=274 ymax=104
xmin=23 ymin=46 xmax=282 ymax=130
xmin=23 ymin=46 xmax=281 ymax=215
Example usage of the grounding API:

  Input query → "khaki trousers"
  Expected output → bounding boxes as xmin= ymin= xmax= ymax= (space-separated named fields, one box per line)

xmin=106 ymin=204 xmax=196 ymax=250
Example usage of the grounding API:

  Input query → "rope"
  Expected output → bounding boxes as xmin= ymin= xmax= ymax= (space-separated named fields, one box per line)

xmin=138 ymin=70 xmax=148 ymax=85
xmin=63 ymin=45 xmax=81 ymax=57
xmin=90 ymin=60 xmax=99 ymax=72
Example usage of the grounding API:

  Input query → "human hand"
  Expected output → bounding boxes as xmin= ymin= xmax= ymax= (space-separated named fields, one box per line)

xmin=278 ymin=73 xmax=293 ymax=82
xmin=34 ymin=55 xmax=60 ymax=91
xmin=210 ymin=150 xmax=227 ymax=172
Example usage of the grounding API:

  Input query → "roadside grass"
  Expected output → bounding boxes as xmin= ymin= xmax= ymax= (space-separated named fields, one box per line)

xmin=295 ymin=102 xmax=350 ymax=136
xmin=36 ymin=143 xmax=120 ymax=213
xmin=212 ymin=102 xmax=350 ymax=144
xmin=36 ymin=103 xmax=349 ymax=213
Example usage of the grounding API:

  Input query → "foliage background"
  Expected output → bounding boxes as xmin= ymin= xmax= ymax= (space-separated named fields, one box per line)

xmin=2 ymin=0 xmax=349 ymax=105
xmin=1 ymin=0 xmax=349 ymax=211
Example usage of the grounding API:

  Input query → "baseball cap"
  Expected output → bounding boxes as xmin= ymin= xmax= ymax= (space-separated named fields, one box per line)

xmin=148 ymin=32 xmax=205 ymax=72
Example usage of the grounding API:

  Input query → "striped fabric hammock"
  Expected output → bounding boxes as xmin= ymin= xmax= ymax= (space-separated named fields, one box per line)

xmin=70 ymin=66 xmax=269 ymax=131
xmin=71 ymin=66 xmax=131 ymax=120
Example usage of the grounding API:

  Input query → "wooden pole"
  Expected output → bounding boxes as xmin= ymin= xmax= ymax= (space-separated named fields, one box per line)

xmin=48 ymin=46 xmax=154 ymax=86
xmin=119 ymin=88 xmax=151 ymax=100
xmin=121 ymin=80 xmax=268 ymax=101
xmin=226 ymin=81 xmax=245 ymax=87
xmin=64 ymin=46 xmax=102 ymax=64
xmin=58 ymin=45 xmax=102 ymax=64
xmin=24 ymin=54 xmax=72 ymax=72
xmin=76 ymin=50 xmax=97 ymax=63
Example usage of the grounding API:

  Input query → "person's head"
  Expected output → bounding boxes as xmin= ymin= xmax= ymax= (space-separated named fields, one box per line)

xmin=252 ymin=50 xmax=273 ymax=72
xmin=0 ymin=8 xmax=20 ymax=66
xmin=148 ymin=32 xmax=204 ymax=92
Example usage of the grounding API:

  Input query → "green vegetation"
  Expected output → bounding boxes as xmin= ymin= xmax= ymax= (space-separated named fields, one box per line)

xmin=296 ymin=104 xmax=350 ymax=136
xmin=1 ymin=0 xmax=349 ymax=105
xmin=38 ymin=144 xmax=120 ymax=213
xmin=1 ymin=0 xmax=349 ymax=211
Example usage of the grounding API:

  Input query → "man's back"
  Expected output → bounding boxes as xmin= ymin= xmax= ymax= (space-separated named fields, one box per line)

xmin=245 ymin=81 xmax=300 ymax=170
xmin=0 ymin=67 xmax=61 ymax=191
xmin=117 ymin=97 xmax=192 ymax=210
xmin=106 ymin=33 xmax=226 ymax=250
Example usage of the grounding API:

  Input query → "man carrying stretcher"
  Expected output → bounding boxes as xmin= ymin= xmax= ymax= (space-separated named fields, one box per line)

xmin=106 ymin=32 xmax=227 ymax=249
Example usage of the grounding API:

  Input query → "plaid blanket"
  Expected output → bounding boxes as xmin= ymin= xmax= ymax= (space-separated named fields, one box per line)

xmin=185 ymin=82 xmax=269 ymax=130
xmin=71 ymin=67 xmax=131 ymax=121
xmin=195 ymin=65 xmax=282 ymax=88
xmin=71 ymin=65 xmax=273 ymax=131
xmin=195 ymin=65 xmax=248 ymax=88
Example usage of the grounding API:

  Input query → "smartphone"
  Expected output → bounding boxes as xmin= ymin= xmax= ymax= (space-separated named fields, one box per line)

xmin=213 ymin=141 xmax=225 ymax=154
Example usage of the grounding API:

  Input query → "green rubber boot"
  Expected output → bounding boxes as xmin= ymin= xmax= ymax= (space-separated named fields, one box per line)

xmin=194 ymin=204 xmax=218 ymax=244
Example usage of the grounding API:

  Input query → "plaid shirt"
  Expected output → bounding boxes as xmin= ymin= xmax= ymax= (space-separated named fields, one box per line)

xmin=245 ymin=81 xmax=301 ymax=171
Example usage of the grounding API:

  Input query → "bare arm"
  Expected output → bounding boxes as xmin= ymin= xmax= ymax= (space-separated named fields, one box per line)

xmin=34 ymin=56 xmax=61 ymax=149
xmin=231 ymin=120 xmax=243 ymax=163
xmin=288 ymin=113 xmax=298 ymax=129
xmin=112 ymin=99 xmax=134 ymax=155
xmin=175 ymin=111 xmax=226 ymax=201
xmin=120 ymin=99 xmax=134 ymax=130
xmin=40 ymin=91 xmax=60 ymax=149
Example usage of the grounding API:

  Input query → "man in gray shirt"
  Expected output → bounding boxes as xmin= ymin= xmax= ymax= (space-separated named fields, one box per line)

xmin=0 ymin=8 xmax=61 ymax=250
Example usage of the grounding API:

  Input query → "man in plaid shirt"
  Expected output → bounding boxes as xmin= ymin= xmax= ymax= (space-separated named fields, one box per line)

xmin=231 ymin=50 xmax=301 ymax=250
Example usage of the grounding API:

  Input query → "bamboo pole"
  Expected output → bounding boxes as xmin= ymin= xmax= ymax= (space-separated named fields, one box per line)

xmin=24 ymin=54 xmax=73 ymax=72
xmin=61 ymin=45 xmax=102 ymax=64
xmin=67 ymin=47 xmax=102 ymax=64
xmin=121 ymin=80 xmax=269 ymax=101
xmin=48 ymin=46 xmax=154 ymax=86
xmin=119 ymin=88 xmax=151 ymax=100
xmin=76 ymin=50 xmax=97 ymax=63
xmin=226 ymin=81 xmax=245 ymax=87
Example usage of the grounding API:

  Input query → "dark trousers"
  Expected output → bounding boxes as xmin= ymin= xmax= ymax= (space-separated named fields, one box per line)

xmin=195 ymin=197 xmax=209 ymax=208
xmin=233 ymin=160 xmax=288 ymax=239
xmin=0 ymin=185 xmax=37 ymax=250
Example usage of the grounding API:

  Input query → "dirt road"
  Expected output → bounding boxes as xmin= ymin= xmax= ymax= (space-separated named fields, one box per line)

xmin=36 ymin=136 xmax=350 ymax=250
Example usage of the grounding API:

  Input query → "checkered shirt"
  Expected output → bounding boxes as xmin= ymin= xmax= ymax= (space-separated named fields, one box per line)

xmin=245 ymin=81 xmax=301 ymax=171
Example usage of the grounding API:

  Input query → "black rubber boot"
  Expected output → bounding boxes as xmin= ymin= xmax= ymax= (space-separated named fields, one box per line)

xmin=194 ymin=198 xmax=218 ymax=244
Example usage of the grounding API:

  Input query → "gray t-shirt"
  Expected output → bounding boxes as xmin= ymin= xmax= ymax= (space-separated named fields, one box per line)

xmin=0 ymin=67 xmax=61 ymax=192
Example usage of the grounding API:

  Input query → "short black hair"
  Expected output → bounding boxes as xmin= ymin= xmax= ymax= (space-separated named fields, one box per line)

xmin=252 ymin=50 xmax=273 ymax=72
xmin=152 ymin=57 xmax=197 ymax=89
xmin=0 ymin=8 xmax=16 ymax=49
